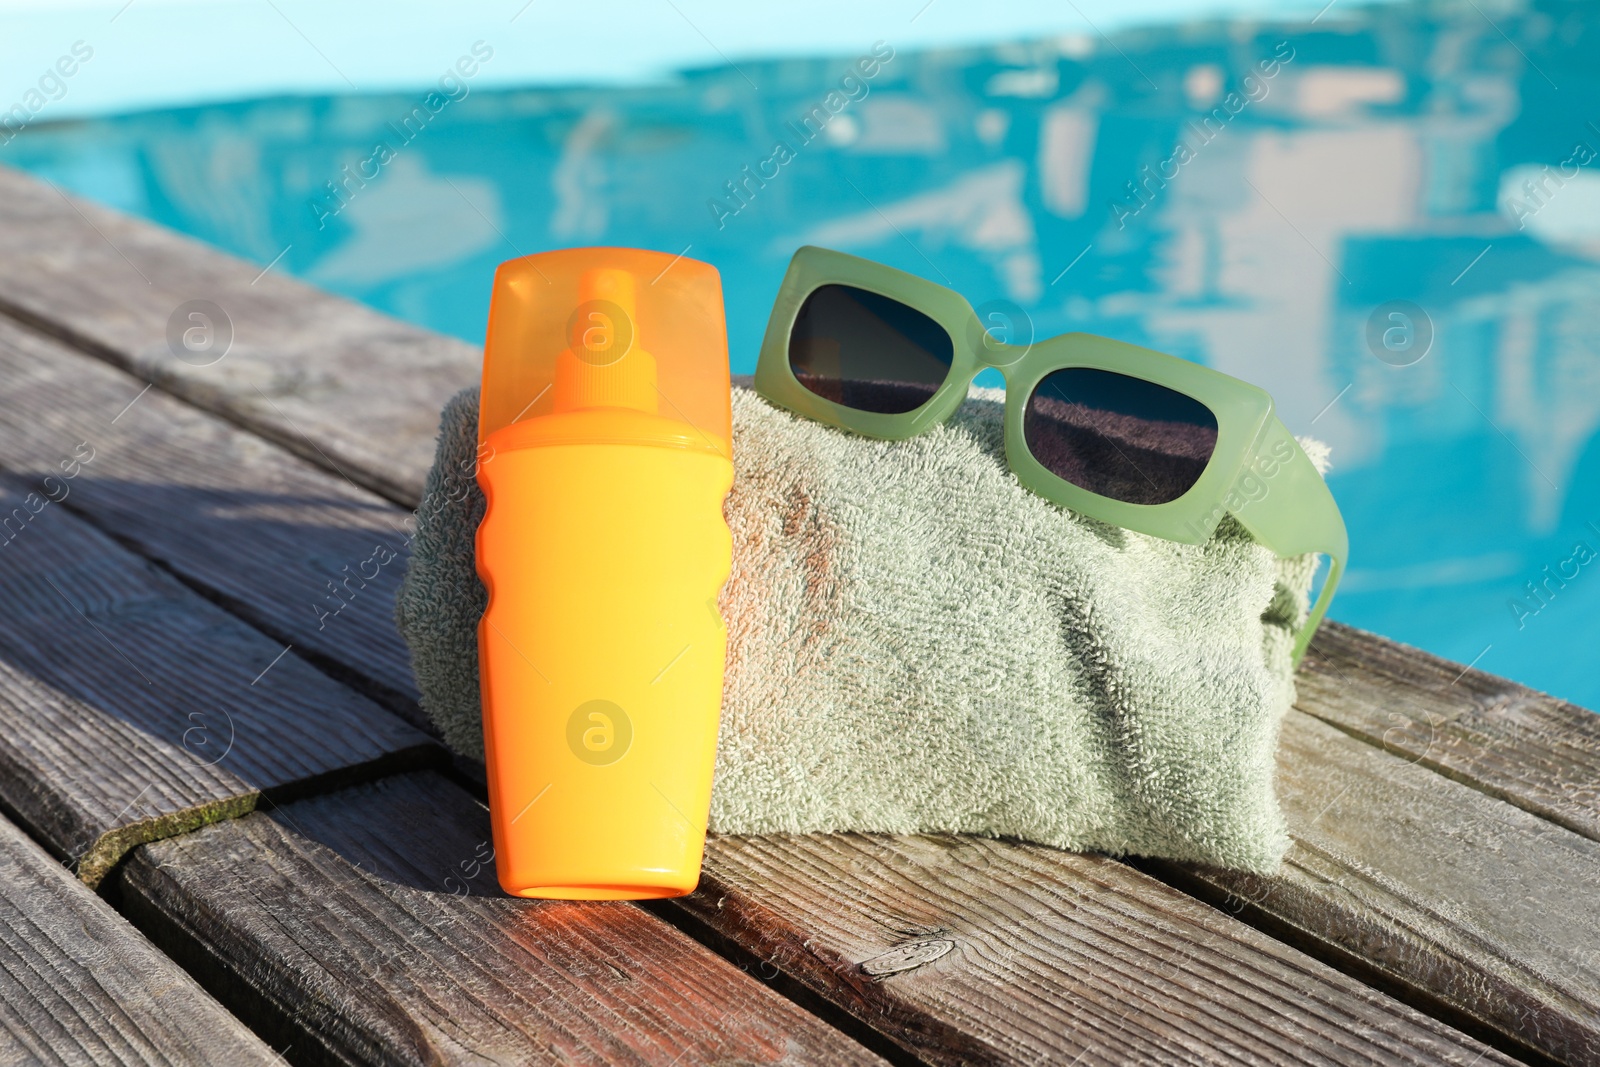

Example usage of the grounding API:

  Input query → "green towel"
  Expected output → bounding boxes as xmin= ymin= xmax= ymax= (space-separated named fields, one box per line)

xmin=396 ymin=383 xmax=1326 ymax=873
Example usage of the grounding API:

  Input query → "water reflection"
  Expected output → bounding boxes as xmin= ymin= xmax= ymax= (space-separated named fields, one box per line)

xmin=8 ymin=0 xmax=1599 ymax=707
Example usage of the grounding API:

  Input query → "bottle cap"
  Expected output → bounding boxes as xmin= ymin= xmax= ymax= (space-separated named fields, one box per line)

xmin=478 ymin=247 xmax=731 ymax=452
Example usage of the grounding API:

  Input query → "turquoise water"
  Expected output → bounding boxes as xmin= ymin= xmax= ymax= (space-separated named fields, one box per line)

xmin=7 ymin=1 xmax=1599 ymax=709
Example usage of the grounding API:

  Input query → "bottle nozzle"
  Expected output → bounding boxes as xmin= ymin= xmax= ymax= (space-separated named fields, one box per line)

xmin=551 ymin=267 xmax=658 ymax=414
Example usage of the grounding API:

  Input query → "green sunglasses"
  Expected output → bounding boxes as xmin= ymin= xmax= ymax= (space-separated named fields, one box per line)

xmin=753 ymin=245 xmax=1347 ymax=665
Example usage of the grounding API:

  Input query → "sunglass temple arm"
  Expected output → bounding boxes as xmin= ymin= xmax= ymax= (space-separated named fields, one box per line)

xmin=1230 ymin=417 xmax=1350 ymax=668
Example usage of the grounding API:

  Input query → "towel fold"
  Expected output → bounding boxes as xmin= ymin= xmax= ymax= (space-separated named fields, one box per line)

xmin=396 ymin=384 xmax=1326 ymax=872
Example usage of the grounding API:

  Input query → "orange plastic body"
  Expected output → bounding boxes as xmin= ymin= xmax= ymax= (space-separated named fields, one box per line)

xmin=475 ymin=248 xmax=733 ymax=899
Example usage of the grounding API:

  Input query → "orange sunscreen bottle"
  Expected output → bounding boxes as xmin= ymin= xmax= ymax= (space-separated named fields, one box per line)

xmin=475 ymin=247 xmax=734 ymax=899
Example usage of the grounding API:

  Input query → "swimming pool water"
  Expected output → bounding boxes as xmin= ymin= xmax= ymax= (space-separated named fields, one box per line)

xmin=7 ymin=1 xmax=1599 ymax=709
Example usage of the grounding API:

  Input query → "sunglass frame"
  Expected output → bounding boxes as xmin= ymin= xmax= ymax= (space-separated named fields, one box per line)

xmin=754 ymin=244 xmax=1275 ymax=542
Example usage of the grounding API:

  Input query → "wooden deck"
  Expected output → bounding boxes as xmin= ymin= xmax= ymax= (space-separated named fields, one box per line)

xmin=0 ymin=162 xmax=1594 ymax=1066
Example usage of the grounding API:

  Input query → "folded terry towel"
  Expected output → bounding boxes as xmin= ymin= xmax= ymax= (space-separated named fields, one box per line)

xmin=396 ymin=384 xmax=1326 ymax=873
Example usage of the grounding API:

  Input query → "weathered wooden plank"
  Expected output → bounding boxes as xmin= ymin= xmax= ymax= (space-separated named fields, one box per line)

xmin=0 ymin=468 xmax=437 ymax=886
xmin=1149 ymin=708 xmax=1600 ymax=1066
xmin=115 ymin=771 xmax=885 ymax=1067
xmin=0 ymin=164 xmax=477 ymax=506
xmin=666 ymin=829 xmax=1517 ymax=1066
xmin=1303 ymin=621 xmax=1600 ymax=842
xmin=0 ymin=809 xmax=279 ymax=1066
xmin=0 ymin=301 xmax=423 ymax=719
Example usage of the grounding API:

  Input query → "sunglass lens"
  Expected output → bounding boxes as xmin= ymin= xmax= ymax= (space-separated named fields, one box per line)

xmin=789 ymin=284 xmax=954 ymax=415
xmin=1024 ymin=368 xmax=1218 ymax=505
